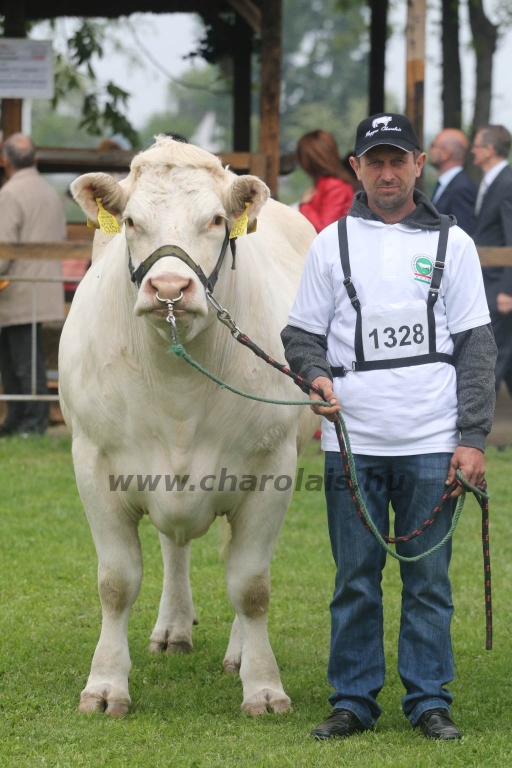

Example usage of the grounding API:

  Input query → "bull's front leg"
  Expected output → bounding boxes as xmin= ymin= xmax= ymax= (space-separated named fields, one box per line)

xmin=75 ymin=457 xmax=143 ymax=716
xmin=225 ymin=480 xmax=292 ymax=716
xmin=150 ymin=535 xmax=197 ymax=654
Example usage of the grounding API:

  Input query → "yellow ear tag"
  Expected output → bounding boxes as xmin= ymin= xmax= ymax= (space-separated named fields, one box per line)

xmin=95 ymin=197 xmax=121 ymax=235
xmin=247 ymin=218 xmax=257 ymax=234
xmin=229 ymin=202 xmax=250 ymax=239
xmin=87 ymin=218 xmax=100 ymax=229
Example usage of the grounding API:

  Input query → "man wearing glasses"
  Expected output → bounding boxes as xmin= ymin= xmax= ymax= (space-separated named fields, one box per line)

xmin=472 ymin=126 xmax=512 ymax=394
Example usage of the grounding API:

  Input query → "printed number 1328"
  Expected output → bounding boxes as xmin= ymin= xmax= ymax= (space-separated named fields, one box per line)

xmin=369 ymin=323 xmax=425 ymax=349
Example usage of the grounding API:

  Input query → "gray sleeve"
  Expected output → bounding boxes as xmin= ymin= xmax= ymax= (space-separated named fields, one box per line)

xmin=452 ymin=323 xmax=497 ymax=452
xmin=281 ymin=324 xmax=332 ymax=382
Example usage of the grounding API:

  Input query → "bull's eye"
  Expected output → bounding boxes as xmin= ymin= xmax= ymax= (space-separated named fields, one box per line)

xmin=213 ymin=215 xmax=223 ymax=226
xmin=125 ymin=217 xmax=135 ymax=228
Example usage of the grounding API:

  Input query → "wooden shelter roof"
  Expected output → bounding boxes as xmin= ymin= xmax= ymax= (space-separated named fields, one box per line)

xmin=0 ymin=0 xmax=258 ymax=22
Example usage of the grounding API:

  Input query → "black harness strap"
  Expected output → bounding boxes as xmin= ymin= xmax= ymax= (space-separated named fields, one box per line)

xmin=332 ymin=353 xmax=454 ymax=377
xmin=336 ymin=214 xmax=453 ymax=375
xmin=427 ymin=214 xmax=450 ymax=353
xmin=128 ymin=225 xmax=236 ymax=293
xmin=338 ymin=217 xmax=364 ymax=362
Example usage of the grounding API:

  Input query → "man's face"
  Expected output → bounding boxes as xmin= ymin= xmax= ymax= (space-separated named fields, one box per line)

xmin=470 ymin=130 xmax=493 ymax=169
xmin=350 ymin=146 xmax=425 ymax=212
xmin=428 ymin=135 xmax=447 ymax=170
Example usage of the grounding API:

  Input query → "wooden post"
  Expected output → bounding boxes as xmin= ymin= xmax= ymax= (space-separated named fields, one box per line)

xmin=368 ymin=0 xmax=389 ymax=115
xmin=405 ymin=0 xmax=425 ymax=149
xmin=258 ymin=0 xmax=282 ymax=197
xmin=233 ymin=15 xmax=253 ymax=153
xmin=2 ymin=0 xmax=26 ymax=143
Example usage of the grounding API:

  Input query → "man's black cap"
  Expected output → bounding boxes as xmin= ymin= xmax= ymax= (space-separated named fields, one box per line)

xmin=354 ymin=113 xmax=421 ymax=157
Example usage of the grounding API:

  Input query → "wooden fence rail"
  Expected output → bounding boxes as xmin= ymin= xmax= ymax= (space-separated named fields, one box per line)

xmin=1 ymin=243 xmax=512 ymax=266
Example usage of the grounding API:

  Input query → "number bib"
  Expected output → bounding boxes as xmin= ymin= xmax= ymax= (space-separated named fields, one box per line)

xmin=361 ymin=300 xmax=429 ymax=362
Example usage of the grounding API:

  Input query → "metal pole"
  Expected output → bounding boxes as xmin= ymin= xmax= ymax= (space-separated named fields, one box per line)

xmin=31 ymin=281 xmax=36 ymax=396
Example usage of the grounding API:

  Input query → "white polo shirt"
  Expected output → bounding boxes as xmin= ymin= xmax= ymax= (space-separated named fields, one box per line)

xmin=288 ymin=216 xmax=491 ymax=455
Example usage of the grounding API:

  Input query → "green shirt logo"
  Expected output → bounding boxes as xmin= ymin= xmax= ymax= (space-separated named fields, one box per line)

xmin=411 ymin=255 xmax=434 ymax=284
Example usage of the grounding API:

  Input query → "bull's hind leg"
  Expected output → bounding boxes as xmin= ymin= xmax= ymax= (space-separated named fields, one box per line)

xmin=223 ymin=615 xmax=243 ymax=674
xmin=75 ymin=456 xmax=143 ymax=716
xmin=150 ymin=536 xmax=196 ymax=654
xmin=225 ymin=485 xmax=291 ymax=716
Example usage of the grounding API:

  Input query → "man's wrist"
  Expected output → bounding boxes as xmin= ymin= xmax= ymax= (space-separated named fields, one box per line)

xmin=307 ymin=366 xmax=333 ymax=383
xmin=459 ymin=427 xmax=486 ymax=453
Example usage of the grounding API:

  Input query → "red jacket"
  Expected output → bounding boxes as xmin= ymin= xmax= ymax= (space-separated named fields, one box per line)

xmin=299 ymin=176 xmax=354 ymax=233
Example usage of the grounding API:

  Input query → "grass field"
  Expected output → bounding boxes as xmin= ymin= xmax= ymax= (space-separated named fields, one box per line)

xmin=1 ymin=436 xmax=512 ymax=767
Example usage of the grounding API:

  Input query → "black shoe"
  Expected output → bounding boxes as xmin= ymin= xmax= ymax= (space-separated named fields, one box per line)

xmin=311 ymin=708 xmax=370 ymax=740
xmin=416 ymin=708 xmax=461 ymax=740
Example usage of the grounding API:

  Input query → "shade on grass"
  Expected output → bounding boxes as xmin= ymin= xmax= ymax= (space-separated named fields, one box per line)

xmin=1 ymin=437 xmax=511 ymax=768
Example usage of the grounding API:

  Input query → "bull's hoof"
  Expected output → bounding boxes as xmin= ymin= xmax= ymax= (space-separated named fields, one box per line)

xmin=78 ymin=692 xmax=130 ymax=717
xmin=223 ymin=658 xmax=241 ymax=675
xmin=148 ymin=638 xmax=193 ymax=655
xmin=166 ymin=640 xmax=193 ymax=655
xmin=241 ymin=689 xmax=291 ymax=717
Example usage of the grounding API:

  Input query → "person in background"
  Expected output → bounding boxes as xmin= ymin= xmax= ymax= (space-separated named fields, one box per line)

xmin=297 ymin=130 xmax=354 ymax=232
xmin=0 ymin=133 xmax=65 ymax=437
xmin=429 ymin=129 xmax=477 ymax=235
xmin=471 ymin=125 xmax=512 ymax=394
xmin=342 ymin=152 xmax=364 ymax=193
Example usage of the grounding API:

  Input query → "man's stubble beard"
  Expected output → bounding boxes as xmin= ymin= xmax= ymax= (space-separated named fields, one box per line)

xmin=370 ymin=183 xmax=412 ymax=211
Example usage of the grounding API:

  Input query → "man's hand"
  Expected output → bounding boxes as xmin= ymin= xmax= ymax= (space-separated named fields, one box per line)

xmin=445 ymin=446 xmax=485 ymax=498
xmin=497 ymin=292 xmax=512 ymax=314
xmin=310 ymin=376 xmax=341 ymax=422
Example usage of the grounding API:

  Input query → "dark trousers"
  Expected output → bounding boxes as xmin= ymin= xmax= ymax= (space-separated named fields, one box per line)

xmin=483 ymin=275 xmax=512 ymax=392
xmin=324 ymin=452 xmax=455 ymax=728
xmin=0 ymin=324 xmax=49 ymax=434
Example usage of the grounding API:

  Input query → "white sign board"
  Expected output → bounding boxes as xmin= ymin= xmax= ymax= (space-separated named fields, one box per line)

xmin=0 ymin=39 xmax=54 ymax=99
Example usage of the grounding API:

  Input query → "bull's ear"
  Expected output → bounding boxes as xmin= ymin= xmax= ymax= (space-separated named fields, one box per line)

xmin=70 ymin=172 xmax=128 ymax=226
xmin=227 ymin=175 xmax=270 ymax=222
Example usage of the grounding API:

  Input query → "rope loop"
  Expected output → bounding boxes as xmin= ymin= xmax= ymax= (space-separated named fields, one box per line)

xmin=166 ymin=329 xmax=492 ymax=649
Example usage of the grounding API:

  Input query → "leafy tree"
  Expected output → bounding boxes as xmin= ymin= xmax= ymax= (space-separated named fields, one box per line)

xmin=36 ymin=18 xmax=140 ymax=147
xmin=280 ymin=0 xmax=369 ymax=154
xmin=31 ymin=97 xmax=99 ymax=148
xmin=138 ymin=64 xmax=232 ymax=149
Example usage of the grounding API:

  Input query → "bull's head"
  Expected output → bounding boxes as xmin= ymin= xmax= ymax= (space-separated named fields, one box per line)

xmin=71 ymin=137 xmax=269 ymax=342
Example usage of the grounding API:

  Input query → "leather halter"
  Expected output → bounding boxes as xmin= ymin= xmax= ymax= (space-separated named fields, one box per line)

xmin=128 ymin=225 xmax=236 ymax=293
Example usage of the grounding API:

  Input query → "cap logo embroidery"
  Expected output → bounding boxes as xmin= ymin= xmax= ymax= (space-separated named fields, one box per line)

xmin=372 ymin=116 xmax=393 ymax=129
xmin=365 ymin=115 xmax=403 ymax=138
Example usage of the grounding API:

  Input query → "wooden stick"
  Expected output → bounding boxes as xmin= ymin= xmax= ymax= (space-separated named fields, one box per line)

xmin=405 ymin=0 xmax=426 ymax=149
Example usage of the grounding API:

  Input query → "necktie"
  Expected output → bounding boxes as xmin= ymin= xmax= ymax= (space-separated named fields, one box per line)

xmin=475 ymin=181 xmax=487 ymax=215
xmin=431 ymin=180 xmax=441 ymax=204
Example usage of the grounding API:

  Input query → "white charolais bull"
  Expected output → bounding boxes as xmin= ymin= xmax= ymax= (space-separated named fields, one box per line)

xmin=60 ymin=137 xmax=317 ymax=717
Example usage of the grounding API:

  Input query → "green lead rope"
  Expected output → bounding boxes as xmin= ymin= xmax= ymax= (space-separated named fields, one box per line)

xmin=171 ymin=341 xmax=487 ymax=562
xmin=171 ymin=331 xmax=493 ymax=649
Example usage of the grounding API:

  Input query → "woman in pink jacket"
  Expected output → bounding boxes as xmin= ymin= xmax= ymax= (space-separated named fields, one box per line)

xmin=297 ymin=130 xmax=354 ymax=232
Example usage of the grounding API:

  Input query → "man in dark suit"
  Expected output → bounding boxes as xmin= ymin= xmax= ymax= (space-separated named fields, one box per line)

xmin=429 ymin=129 xmax=477 ymax=234
xmin=471 ymin=124 xmax=512 ymax=392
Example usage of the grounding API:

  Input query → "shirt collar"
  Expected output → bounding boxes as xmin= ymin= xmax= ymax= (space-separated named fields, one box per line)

xmin=437 ymin=165 xmax=463 ymax=189
xmin=483 ymin=159 xmax=508 ymax=187
xmin=9 ymin=166 xmax=39 ymax=181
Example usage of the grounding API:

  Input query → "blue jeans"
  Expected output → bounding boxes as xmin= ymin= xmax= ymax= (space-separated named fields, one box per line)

xmin=324 ymin=452 xmax=456 ymax=728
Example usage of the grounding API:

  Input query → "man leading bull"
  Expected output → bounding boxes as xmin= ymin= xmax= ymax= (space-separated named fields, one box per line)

xmin=282 ymin=113 xmax=497 ymax=740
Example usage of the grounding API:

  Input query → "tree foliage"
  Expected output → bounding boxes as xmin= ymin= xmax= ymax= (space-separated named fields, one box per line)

xmin=50 ymin=19 xmax=140 ymax=147
xmin=280 ymin=0 xmax=370 ymax=153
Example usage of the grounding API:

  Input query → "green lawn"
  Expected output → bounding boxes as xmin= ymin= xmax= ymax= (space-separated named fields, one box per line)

xmin=1 ymin=436 xmax=511 ymax=767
